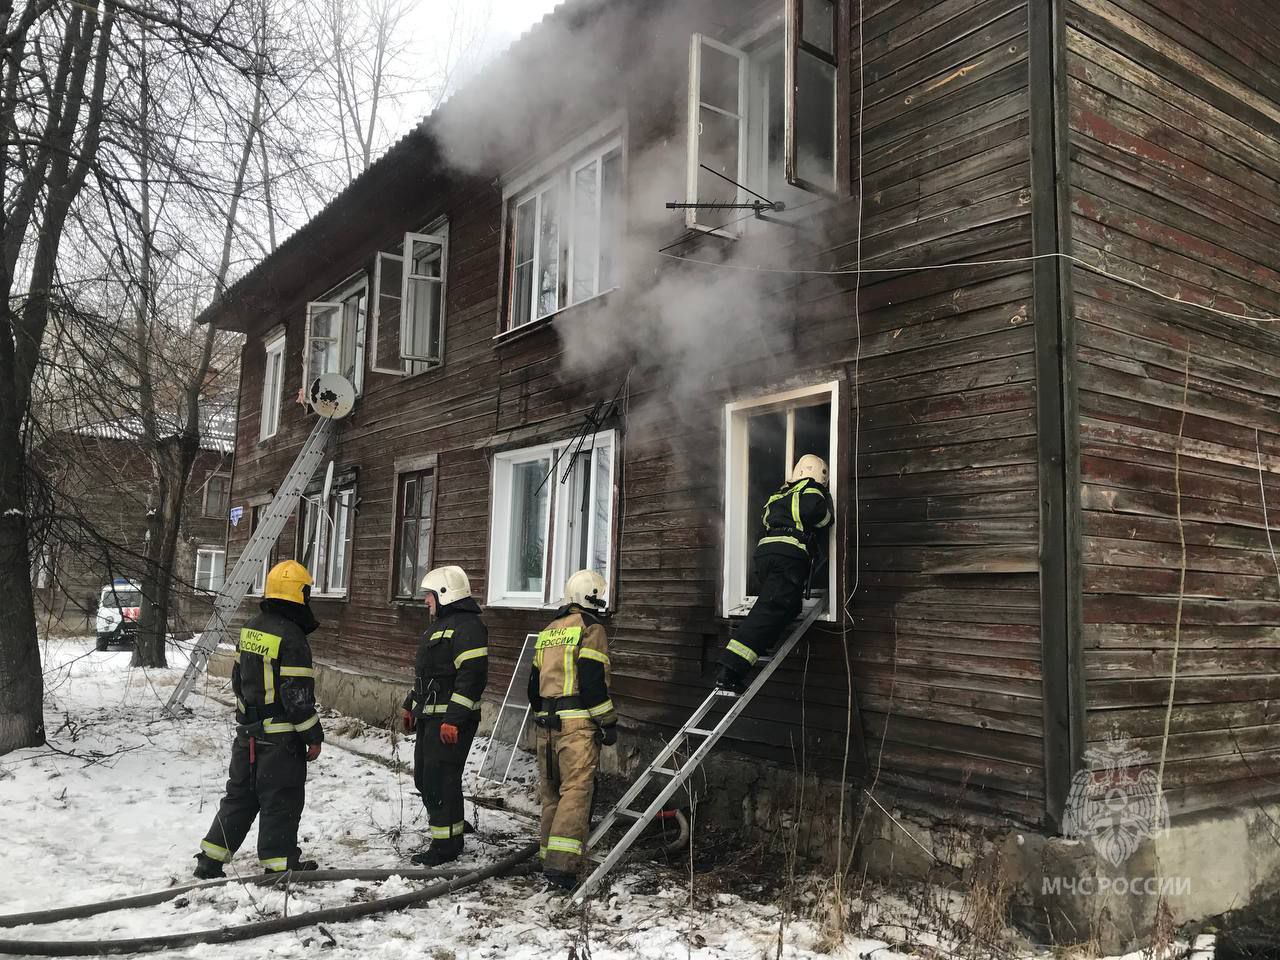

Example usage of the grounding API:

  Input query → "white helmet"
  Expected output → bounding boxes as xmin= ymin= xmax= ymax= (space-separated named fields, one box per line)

xmin=790 ymin=454 xmax=828 ymax=485
xmin=420 ymin=565 xmax=471 ymax=604
xmin=564 ymin=569 xmax=607 ymax=610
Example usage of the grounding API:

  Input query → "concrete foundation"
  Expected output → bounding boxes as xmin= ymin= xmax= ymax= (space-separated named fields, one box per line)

xmin=208 ymin=652 xmax=1280 ymax=950
xmin=858 ymin=797 xmax=1280 ymax=952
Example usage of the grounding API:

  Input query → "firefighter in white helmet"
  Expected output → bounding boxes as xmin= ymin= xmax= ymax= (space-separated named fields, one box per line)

xmin=716 ymin=454 xmax=834 ymax=695
xmin=400 ymin=565 xmax=489 ymax=865
xmin=527 ymin=569 xmax=617 ymax=890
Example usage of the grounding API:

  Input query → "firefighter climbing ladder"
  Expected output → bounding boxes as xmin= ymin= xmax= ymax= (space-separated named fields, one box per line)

xmin=572 ymin=600 xmax=827 ymax=903
xmin=165 ymin=416 xmax=337 ymax=713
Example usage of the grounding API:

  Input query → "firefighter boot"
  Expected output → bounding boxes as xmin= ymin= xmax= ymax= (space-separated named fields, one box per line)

xmin=543 ymin=867 xmax=577 ymax=892
xmin=411 ymin=840 xmax=462 ymax=866
xmin=288 ymin=856 xmax=319 ymax=871
xmin=193 ymin=853 xmax=225 ymax=880
xmin=714 ymin=664 xmax=746 ymax=696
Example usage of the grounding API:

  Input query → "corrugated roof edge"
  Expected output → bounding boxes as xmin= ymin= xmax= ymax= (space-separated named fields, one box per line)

xmin=197 ymin=0 xmax=603 ymax=330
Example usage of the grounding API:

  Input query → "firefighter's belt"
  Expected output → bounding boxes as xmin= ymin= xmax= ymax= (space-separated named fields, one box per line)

xmin=237 ymin=703 xmax=284 ymax=724
xmin=765 ymin=525 xmax=803 ymax=538
xmin=414 ymin=676 xmax=452 ymax=695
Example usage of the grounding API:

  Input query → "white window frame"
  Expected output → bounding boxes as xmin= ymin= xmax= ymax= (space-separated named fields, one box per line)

xmin=299 ymin=484 xmax=356 ymax=599
xmin=566 ymin=137 xmax=624 ymax=306
xmin=723 ymin=381 xmax=838 ymax=621
xmin=260 ymin=331 xmax=286 ymax=441
xmin=498 ymin=120 xmax=626 ymax=335
xmin=507 ymin=178 xmax=562 ymax=330
xmin=487 ymin=430 xmax=618 ymax=609
xmin=392 ymin=460 xmax=437 ymax=601
xmin=247 ymin=503 xmax=276 ymax=597
xmin=687 ymin=7 xmax=841 ymax=235
xmin=303 ymin=274 xmax=368 ymax=395
xmin=686 ymin=33 xmax=749 ymax=234
xmin=195 ymin=547 xmax=226 ymax=594
xmin=400 ymin=226 xmax=449 ymax=367
xmin=370 ymin=251 xmax=406 ymax=376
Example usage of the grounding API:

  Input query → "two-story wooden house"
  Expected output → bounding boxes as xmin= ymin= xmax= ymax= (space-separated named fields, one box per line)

xmin=202 ymin=0 xmax=1280 ymax=943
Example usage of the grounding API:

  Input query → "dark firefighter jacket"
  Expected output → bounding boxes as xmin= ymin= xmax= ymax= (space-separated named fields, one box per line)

xmin=755 ymin=477 xmax=835 ymax=560
xmin=403 ymin=597 xmax=489 ymax=725
xmin=232 ymin=599 xmax=324 ymax=746
xmin=527 ymin=606 xmax=616 ymax=728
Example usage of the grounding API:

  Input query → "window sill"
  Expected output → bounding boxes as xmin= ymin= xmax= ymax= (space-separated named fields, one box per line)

xmin=493 ymin=288 xmax=619 ymax=347
xmin=310 ymin=593 xmax=349 ymax=603
xmin=484 ymin=597 xmax=559 ymax=612
xmin=391 ymin=598 xmax=426 ymax=608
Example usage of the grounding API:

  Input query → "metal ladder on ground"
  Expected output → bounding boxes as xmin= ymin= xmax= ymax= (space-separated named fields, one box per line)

xmin=166 ymin=417 xmax=336 ymax=712
xmin=571 ymin=600 xmax=827 ymax=903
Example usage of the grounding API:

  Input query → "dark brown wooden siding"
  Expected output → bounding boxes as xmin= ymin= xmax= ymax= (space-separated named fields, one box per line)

xmin=1065 ymin=0 xmax=1280 ymax=816
xmin=830 ymin=0 xmax=1043 ymax=821
xmin=219 ymin=0 xmax=1068 ymax=822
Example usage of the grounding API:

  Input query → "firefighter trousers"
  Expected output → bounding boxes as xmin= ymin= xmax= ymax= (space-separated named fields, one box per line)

xmin=538 ymin=718 xmax=600 ymax=874
xmin=199 ymin=732 xmax=308 ymax=872
xmin=414 ymin=719 xmax=474 ymax=852
xmin=721 ymin=552 xmax=810 ymax=675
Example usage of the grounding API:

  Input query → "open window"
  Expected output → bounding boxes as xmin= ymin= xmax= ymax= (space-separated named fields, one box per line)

xmin=724 ymin=382 xmax=838 ymax=619
xmin=303 ymin=275 xmax=368 ymax=394
xmin=402 ymin=231 xmax=447 ymax=366
xmin=297 ymin=481 xmax=356 ymax=598
xmin=501 ymin=133 xmax=624 ymax=333
xmin=370 ymin=221 xmax=449 ymax=376
xmin=786 ymin=0 xmax=838 ymax=193
xmin=686 ymin=2 xmax=842 ymax=232
xmin=487 ymin=431 xmax=617 ymax=608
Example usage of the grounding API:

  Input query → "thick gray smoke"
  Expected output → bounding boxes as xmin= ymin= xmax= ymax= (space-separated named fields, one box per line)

xmin=431 ymin=0 xmax=840 ymax=432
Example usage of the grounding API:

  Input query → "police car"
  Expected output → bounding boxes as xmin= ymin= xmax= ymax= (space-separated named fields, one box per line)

xmin=95 ymin=579 xmax=143 ymax=651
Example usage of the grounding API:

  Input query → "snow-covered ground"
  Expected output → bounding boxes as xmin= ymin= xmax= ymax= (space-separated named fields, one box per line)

xmin=0 ymin=638 xmax=1196 ymax=960
xmin=0 ymin=637 xmax=909 ymax=959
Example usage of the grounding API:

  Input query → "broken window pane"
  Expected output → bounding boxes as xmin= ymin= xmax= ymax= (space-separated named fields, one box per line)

xmin=697 ymin=107 xmax=742 ymax=203
xmin=700 ymin=43 xmax=742 ymax=114
xmin=746 ymin=410 xmax=787 ymax=595
xmin=307 ymin=304 xmax=341 ymax=384
xmin=793 ymin=401 xmax=832 ymax=467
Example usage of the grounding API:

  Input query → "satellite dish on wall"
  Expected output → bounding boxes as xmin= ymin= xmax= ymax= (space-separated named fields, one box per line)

xmin=308 ymin=374 xmax=355 ymax=419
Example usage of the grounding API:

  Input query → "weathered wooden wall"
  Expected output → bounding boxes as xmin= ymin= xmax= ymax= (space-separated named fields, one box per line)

xmin=219 ymin=0 xmax=1071 ymax=824
xmin=821 ymin=0 xmax=1044 ymax=821
xmin=1065 ymin=0 xmax=1280 ymax=816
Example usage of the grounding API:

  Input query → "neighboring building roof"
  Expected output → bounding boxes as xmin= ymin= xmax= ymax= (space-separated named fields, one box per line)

xmin=73 ymin=406 xmax=236 ymax=455
xmin=197 ymin=0 xmax=603 ymax=333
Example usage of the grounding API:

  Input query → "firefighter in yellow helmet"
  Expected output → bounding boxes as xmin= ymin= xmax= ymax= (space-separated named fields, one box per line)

xmin=527 ymin=569 xmax=617 ymax=890
xmin=400 ymin=565 xmax=488 ymax=866
xmin=193 ymin=560 xmax=325 ymax=878
xmin=716 ymin=454 xmax=834 ymax=695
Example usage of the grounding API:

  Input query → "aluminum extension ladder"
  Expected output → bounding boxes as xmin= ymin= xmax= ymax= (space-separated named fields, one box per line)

xmin=571 ymin=600 xmax=827 ymax=902
xmin=166 ymin=417 xmax=336 ymax=712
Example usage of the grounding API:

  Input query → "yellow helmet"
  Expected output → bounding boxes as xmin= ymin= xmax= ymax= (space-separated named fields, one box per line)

xmin=265 ymin=560 xmax=313 ymax=605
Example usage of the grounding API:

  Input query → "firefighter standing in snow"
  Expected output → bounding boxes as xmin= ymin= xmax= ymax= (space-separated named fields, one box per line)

xmin=528 ymin=569 xmax=617 ymax=889
xmin=194 ymin=560 xmax=325 ymax=878
xmin=401 ymin=565 xmax=488 ymax=866
xmin=716 ymin=454 xmax=834 ymax=694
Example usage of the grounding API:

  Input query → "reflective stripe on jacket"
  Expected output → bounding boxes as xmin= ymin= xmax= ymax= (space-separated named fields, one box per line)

xmin=403 ymin=597 xmax=488 ymax=724
xmin=232 ymin=605 xmax=323 ymax=746
xmin=527 ymin=606 xmax=615 ymax=727
xmin=756 ymin=478 xmax=834 ymax=555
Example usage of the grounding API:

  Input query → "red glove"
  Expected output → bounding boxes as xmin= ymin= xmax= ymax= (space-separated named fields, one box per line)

xmin=439 ymin=723 xmax=460 ymax=745
xmin=401 ymin=708 xmax=416 ymax=733
xmin=306 ymin=743 xmax=322 ymax=762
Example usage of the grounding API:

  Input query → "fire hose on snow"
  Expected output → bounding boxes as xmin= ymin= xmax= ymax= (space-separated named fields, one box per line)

xmin=0 ymin=842 xmax=537 ymax=957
